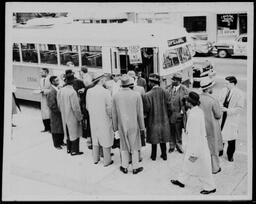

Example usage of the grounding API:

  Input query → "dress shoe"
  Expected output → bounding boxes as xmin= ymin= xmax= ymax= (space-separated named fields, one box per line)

xmin=228 ymin=157 xmax=234 ymax=162
xmin=12 ymin=124 xmax=17 ymax=127
xmin=120 ymin=166 xmax=128 ymax=174
xmin=200 ymin=189 xmax=216 ymax=194
xmin=219 ymin=150 xmax=223 ymax=156
xmin=160 ymin=155 xmax=167 ymax=161
xmin=213 ymin=168 xmax=221 ymax=174
xmin=111 ymin=153 xmax=114 ymax=156
xmin=150 ymin=155 xmax=156 ymax=161
xmin=139 ymin=158 xmax=143 ymax=162
xmin=41 ymin=130 xmax=48 ymax=133
xmin=168 ymin=148 xmax=175 ymax=153
xmin=170 ymin=180 xmax=185 ymax=188
xmin=88 ymin=145 xmax=92 ymax=150
xmin=133 ymin=167 xmax=143 ymax=174
xmin=94 ymin=161 xmax=99 ymax=165
xmin=176 ymin=146 xmax=184 ymax=154
xmin=71 ymin=152 xmax=84 ymax=156
xmin=55 ymin=146 xmax=62 ymax=150
xmin=104 ymin=160 xmax=114 ymax=167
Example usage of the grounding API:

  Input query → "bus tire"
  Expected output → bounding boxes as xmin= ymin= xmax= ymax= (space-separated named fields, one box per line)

xmin=218 ymin=50 xmax=228 ymax=58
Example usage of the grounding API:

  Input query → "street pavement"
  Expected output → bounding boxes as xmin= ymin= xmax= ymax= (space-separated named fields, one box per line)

xmin=2 ymin=57 xmax=251 ymax=201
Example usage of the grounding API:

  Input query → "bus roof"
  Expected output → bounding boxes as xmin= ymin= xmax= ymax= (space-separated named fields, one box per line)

xmin=12 ymin=23 xmax=188 ymax=47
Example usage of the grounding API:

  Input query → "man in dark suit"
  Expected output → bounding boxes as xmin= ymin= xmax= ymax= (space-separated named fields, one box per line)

xmin=46 ymin=76 xmax=65 ymax=149
xmin=166 ymin=73 xmax=189 ymax=154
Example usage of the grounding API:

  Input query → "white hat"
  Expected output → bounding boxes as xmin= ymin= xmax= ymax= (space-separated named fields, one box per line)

xmin=200 ymin=77 xmax=214 ymax=90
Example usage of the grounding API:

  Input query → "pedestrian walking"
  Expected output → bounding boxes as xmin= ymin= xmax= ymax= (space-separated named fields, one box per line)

xmin=39 ymin=68 xmax=51 ymax=132
xmin=218 ymin=76 xmax=245 ymax=162
xmin=112 ymin=74 xmax=145 ymax=174
xmin=46 ymin=76 xmax=65 ymax=150
xmin=166 ymin=73 xmax=189 ymax=154
xmin=171 ymin=91 xmax=216 ymax=195
xmin=57 ymin=71 xmax=83 ymax=156
xmin=199 ymin=78 xmax=223 ymax=174
xmin=86 ymin=73 xmax=114 ymax=167
xmin=143 ymin=74 xmax=171 ymax=161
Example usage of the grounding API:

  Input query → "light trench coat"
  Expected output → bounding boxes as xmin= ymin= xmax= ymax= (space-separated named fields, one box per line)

xmin=86 ymin=85 xmax=114 ymax=148
xmin=112 ymin=88 xmax=145 ymax=152
xmin=182 ymin=106 xmax=212 ymax=178
xmin=218 ymin=87 xmax=245 ymax=141
xmin=57 ymin=85 xmax=83 ymax=141
xmin=40 ymin=75 xmax=51 ymax=119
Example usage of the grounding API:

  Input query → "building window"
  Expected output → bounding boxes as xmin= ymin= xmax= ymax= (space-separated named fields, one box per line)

xmin=184 ymin=16 xmax=206 ymax=32
xmin=39 ymin=44 xmax=57 ymax=64
xmin=13 ymin=43 xmax=20 ymax=62
xmin=80 ymin=45 xmax=102 ymax=68
xmin=21 ymin=43 xmax=38 ymax=63
xmin=217 ymin=14 xmax=238 ymax=30
xmin=59 ymin=45 xmax=79 ymax=66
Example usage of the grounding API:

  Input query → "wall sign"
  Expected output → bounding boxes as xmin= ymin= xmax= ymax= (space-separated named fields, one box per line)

xmin=128 ymin=45 xmax=142 ymax=64
xmin=168 ymin=37 xmax=186 ymax=47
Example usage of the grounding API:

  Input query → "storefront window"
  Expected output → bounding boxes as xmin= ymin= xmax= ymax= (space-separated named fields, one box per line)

xmin=39 ymin=44 xmax=57 ymax=65
xmin=80 ymin=45 xmax=102 ymax=68
xmin=163 ymin=49 xmax=179 ymax=69
xmin=217 ymin=14 xmax=237 ymax=30
xmin=59 ymin=45 xmax=79 ymax=66
xmin=184 ymin=16 xmax=206 ymax=32
xmin=21 ymin=43 xmax=38 ymax=63
xmin=13 ymin=43 xmax=20 ymax=62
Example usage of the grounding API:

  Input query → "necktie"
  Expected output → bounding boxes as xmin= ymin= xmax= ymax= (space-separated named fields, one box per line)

xmin=221 ymin=89 xmax=231 ymax=130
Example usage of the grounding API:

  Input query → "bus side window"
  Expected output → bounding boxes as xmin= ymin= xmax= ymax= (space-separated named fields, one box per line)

xmin=13 ymin=43 xmax=20 ymax=62
xmin=59 ymin=45 xmax=79 ymax=66
xmin=21 ymin=43 xmax=38 ymax=63
xmin=80 ymin=45 xmax=102 ymax=68
xmin=39 ymin=44 xmax=57 ymax=65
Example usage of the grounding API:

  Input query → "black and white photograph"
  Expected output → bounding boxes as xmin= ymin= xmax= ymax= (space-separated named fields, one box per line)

xmin=3 ymin=2 xmax=253 ymax=201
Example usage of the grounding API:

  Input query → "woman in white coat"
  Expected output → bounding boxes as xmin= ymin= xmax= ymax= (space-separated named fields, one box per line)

xmin=170 ymin=91 xmax=216 ymax=195
xmin=86 ymin=74 xmax=114 ymax=167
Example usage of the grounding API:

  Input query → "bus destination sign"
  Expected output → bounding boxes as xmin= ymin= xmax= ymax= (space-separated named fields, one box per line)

xmin=168 ymin=37 xmax=186 ymax=47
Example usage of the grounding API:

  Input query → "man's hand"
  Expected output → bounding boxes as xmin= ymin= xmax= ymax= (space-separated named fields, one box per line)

xmin=188 ymin=156 xmax=198 ymax=163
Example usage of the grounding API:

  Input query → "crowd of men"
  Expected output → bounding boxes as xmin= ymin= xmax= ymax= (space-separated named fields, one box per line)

xmin=38 ymin=64 xmax=244 ymax=195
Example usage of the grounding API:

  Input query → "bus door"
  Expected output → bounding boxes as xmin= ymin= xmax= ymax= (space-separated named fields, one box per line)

xmin=110 ymin=47 xmax=121 ymax=75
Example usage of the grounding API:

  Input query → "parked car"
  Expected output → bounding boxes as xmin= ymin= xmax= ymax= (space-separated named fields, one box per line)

xmin=212 ymin=34 xmax=247 ymax=58
xmin=192 ymin=60 xmax=216 ymax=88
xmin=189 ymin=35 xmax=213 ymax=57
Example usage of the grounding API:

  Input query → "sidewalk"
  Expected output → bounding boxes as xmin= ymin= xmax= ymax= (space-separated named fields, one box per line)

xmin=3 ymin=101 xmax=250 ymax=201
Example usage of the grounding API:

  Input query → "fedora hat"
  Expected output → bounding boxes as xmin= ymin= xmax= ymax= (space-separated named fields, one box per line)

xmin=148 ymin=73 xmax=160 ymax=83
xmin=121 ymin=74 xmax=131 ymax=87
xmin=200 ymin=77 xmax=214 ymax=90
xmin=225 ymin=76 xmax=237 ymax=84
xmin=172 ymin=73 xmax=182 ymax=81
xmin=187 ymin=91 xmax=200 ymax=105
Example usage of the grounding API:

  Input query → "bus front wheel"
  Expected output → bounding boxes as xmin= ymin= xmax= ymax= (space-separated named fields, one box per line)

xmin=218 ymin=50 xmax=228 ymax=58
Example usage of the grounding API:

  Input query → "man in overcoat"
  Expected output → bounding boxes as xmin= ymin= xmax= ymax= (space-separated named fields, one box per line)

xmin=166 ymin=73 xmax=189 ymax=153
xmin=57 ymin=72 xmax=83 ymax=156
xmin=40 ymin=68 xmax=51 ymax=132
xmin=171 ymin=92 xmax=216 ymax=195
xmin=218 ymin=76 xmax=244 ymax=162
xmin=46 ymin=76 xmax=65 ymax=149
xmin=199 ymin=78 xmax=223 ymax=174
xmin=112 ymin=74 xmax=145 ymax=174
xmin=143 ymin=74 xmax=171 ymax=161
xmin=86 ymin=73 xmax=114 ymax=167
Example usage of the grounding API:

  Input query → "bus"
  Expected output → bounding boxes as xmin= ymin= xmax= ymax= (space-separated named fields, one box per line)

xmin=12 ymin=23 xmax=194 ymax=102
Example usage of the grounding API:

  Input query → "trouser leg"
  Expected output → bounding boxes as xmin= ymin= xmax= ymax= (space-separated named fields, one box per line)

xmin=52 ymin=133 xmax=59 ymax=147
xmin=160 ymin=143 xmax=167 ymax=157
xmin=121 ymin=151 xmax=129 ymax=168
xmin=44 ymin=119 xmax=51 ymax=132
xmin=198 ymin=174 xmax=216 ymax=191
xmin=175 ymin=122 xmax=183 ymax=148
xmin=219 ymin=143 xmax=225 ymax=156
xmin=169 ymin=124 xmax=176 ymax=150
xmin=227 ymin=140 xmax=236 ymax=161
xmin=59 ymin=133 xmax=64 ymax=145
xmin=103 ymin=147 xmax=111 ymax=166
xmin=151 ymin=144 xmax=157 ymax=159
xmin=42 ymin=119 xmax=48 ymax=131
xmin=131 ymin=150 xmax=139 ymax=170
xmin=92 ymin=145 xmax=100 ymax=163
xmin=71 ymin=138 xmax=80 ymax=153
xmin=211 ymin=154 xmax=220 ymax=173
xmin=65 ymin=125 xmax=71 ymax=153
xmin=138 ymin=150 xmax=142 ymax=161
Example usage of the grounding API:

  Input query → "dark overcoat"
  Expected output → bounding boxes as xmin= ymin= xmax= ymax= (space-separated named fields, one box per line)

xmin=143 ymin=86 xmax=171 ymax=144
xmin=46 ymin=86 xmax=64 ymax=134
